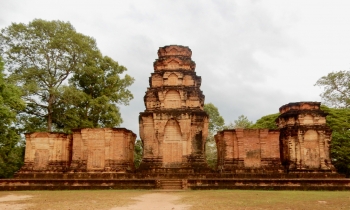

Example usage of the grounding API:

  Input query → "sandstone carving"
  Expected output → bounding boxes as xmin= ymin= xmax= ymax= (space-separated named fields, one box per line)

xmin=139 ymin=45 xmax=209 ymax=172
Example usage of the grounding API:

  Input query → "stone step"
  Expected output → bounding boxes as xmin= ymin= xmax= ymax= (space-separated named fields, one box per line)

xmin=2 ymin=178 xmax=350 ymax=190
xmin=159 ymin=180 xmax=183 ymax=190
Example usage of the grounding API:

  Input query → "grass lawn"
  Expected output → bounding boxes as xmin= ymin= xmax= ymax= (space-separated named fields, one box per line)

xmin=0 ymin=190 xmax=349 ymax=210
xmin=178 ymin=190 xmax=350 ymax=210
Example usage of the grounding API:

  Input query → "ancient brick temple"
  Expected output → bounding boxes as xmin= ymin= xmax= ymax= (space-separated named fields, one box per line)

xmin=215 ymin=102 xmax=335 ymax=173
xmin=9 ymin=45 xmax=347 ymax=191
xmin=138 ymin=45 xmax=209 ymax=172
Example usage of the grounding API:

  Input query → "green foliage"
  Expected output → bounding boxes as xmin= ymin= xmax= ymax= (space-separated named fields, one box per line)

xmin=315 ymin=71 xmax=350 ymax=108
xmin=0 ymin=56 xmax=26 ymax=178
xmin=233 ymin=115 xmax=253 ymax=129
xmin=0 ymin=19 xmax=134 ymax=133
xmin=321 ymin=105 xmax=350 ymax=176
xmin=0 ymin=19 xmax=96 ymax=131
xmin=316 ymin=70 xmax=350 ymax=176
xmin=223 ymin=122 xmax=235 ymax=130
xmin=204 ymin=103 xmax=225 ymax=133
xmin=329 ymin=130 xmax=350 ymax=176
xmin=205 ymin=140 xmax=217 ymax=169
xmin=52 ymin=56 xmax=134 ymax=132
xmin=251 ymin=113 xmax=280 ymax=129
xmin=321 ymin=105 xmax=350 ymax=132
xmin=134 ymin=139 xmax=143 ymax=168
xmin=204 ymin=103 xmax=225 ymax=169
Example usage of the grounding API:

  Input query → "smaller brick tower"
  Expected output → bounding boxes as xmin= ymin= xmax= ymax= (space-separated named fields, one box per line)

xmin=277 ymin=102 xmax=335 ymax=172
xmin=138 ymin=45 xmax=209 ymax=172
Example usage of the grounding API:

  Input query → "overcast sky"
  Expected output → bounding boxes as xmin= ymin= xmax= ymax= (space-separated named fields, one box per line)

xmin=1 ymin=0 xmax=350 ymax=135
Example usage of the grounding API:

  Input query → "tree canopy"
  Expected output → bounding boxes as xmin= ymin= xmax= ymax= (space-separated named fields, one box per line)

xmin=204 ymin=103 xmax=225 ymax=169
xmin=315 ymin=71 xmax=350 ymax=176
xmin=52 ymin=55 xmax=134 ymax=133
xmin=315 ymin=70 xmax=350 ymax=108
xmin=321 ymin=105 xmax=350 ymax=176
xmin=232 ymin=115 xmax=253 ymax=129
xmin=204 ymin=103 xmax=225 ymax=133
xmin=0 ymin=19 xmax=134 ymax=133
xmin=0 ymin=56 xmax=26 ymax=178
xmin=250 ymin=113 xmax=279 ymax=129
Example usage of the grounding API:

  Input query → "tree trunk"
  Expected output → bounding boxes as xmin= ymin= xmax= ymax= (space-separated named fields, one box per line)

xmin=47 ymin=93 xmax=54 ymax=132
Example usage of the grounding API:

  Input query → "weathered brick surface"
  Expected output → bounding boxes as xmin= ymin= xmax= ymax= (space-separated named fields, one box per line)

xmin=215 ymin=129 xmax=282 ymax=172
xmin=70 ymin=128 xmax=136 ymax=172
xmin=277 ymin=102 xmax=335 ymax=172
xmin=18 ymin=128 xmax=136 ymax=173
xmin=139 ymin=45 xmax=209 ymax=172
xmin=20 ymin=132 xmax=71 ymax=172
xmin=216 ymin=101 xmax=336 ymax=173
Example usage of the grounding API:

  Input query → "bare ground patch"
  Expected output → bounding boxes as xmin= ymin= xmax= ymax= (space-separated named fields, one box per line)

xmin=0 ymin=194 xmax=33 ymax=210
xmin=110 ymin=193 xmax=191 ymax=210
xmin=0 ymin=190 xmax=349 ymax=210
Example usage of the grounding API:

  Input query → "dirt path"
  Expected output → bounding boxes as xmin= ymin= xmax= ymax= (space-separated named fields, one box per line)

xmin=110 ymin=193 xmax=191 ymax=210
xmin=0 ymin=194 xmax=32 ymax=210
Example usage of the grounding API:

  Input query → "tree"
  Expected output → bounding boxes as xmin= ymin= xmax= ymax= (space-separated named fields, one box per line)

xmin=0 ymin=56 xmax=26 ymax=178
xmin=134 ymin=139 xmax=143 ymax=168
xmin=204 ymin=103 xmax=225 ymax=169
xmin=233 ymin=115 xmax=253 ymax=129
xmin=251 ymin=113 xmax=280 ymax=129
xmin=52 ymin=56 xmax=134 ymax=132
xmin=0 ymin=19 xmax=134 ymax=132
xmin=321 ymin=105 xmax=350 ymax=176
xmin=204 ymin=103 xmax=225 ymax=133
xmin=315 ymin=71 xmax=350 ymax=108
xmin=315 ymin=70 xmax=350 ymax=176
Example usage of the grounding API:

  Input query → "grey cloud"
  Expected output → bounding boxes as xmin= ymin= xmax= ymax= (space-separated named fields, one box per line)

xmin=2 ymin=0 xmax=346 ymax=134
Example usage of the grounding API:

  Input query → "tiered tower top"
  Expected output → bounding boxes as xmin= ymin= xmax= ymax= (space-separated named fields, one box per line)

xmin=154 ymin=45 xmax=196 ymax=71
xmin=279 ymin=102 xmax=322 ymax=114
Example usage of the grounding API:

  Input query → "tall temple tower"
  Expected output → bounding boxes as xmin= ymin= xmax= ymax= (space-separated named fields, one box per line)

xmin=138 ymin=45 xmax=209 ymax=172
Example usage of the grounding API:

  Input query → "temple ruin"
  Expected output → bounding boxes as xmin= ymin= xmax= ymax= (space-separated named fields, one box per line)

xmin=4 ymin=45 xmax=348 ymax=191
xmin=278 ymin=102 xmax=334 ymax=171
xmin=138 ymin=45 xmax=209 ymax=172
xmin=20 ymin=128 xmax=136 ymax=173
xmin=215 ymin=101 xmax=335 ymax=173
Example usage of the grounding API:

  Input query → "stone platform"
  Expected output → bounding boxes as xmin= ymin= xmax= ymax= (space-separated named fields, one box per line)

xmin=1 ymin=172 xmax=349 ymax=191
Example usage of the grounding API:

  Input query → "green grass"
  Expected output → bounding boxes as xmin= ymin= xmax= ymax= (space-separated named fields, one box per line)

xmin=177 ymin=190 xmax=350 ymax=210
xmin=0 ymin=190 xmax=349 ymax=210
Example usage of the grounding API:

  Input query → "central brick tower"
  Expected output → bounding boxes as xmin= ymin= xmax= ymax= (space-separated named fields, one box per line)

xmin=138 ymin=45 xmax=209 ymax=172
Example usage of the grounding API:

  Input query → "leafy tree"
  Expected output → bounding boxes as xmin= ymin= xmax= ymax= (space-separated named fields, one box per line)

xmin=134 ymin=139 xmax=143 ymax=168
xmin=251 ymin=113 xmax=280 ymax=129
xmin=204 ymin=103 xmax=225 ymax=169
xmin=233 ymin=115 xmax=253 ymax=129
xmin=0 ymin=56 xmax=26 ymax=178
xmin=52 ymin=56 xmax=134 ymax=132
xmin=315 ymin=71 xmax=350 ymax=108
xmin=329 ymin=131 xmax=350 ymax=177
xmin=204 ymin=103 xmax=225 ymax=133
xmin=315 ymin=69 xmax=350 ymax=176
xmin=223 ymin=122 xmax=235 ymax=130
xmin=321 ymin=105 xmax=350 ymax=176
xmin=0 ymin=19 xmax=134 ymax=132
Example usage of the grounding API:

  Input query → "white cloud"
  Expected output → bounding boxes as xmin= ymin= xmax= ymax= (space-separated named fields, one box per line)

xmin=1 ymin=0 xmax=350 ymax=134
